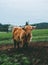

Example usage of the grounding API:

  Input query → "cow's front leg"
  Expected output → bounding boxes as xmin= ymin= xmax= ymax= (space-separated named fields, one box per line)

xmin=23 ymin=40 xmax=28 ymax=48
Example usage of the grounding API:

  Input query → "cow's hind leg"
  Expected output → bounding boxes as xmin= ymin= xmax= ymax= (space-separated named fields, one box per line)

xmin=17 ymin=42 xmax=20 ymax=48
xmin=14 ymin=40 xmax=16 ymax=49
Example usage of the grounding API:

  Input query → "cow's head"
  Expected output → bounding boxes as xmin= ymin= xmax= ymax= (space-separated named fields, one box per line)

xmin=23 ymin=25 xmax=36 ymax=33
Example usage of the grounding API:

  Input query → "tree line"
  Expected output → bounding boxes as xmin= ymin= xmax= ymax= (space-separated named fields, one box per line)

xmin=31 ymin=22 xmax=48 ymax=29
xmin=0 ymin=22 xmax=48 ymax=32
xmin=0 ymin=23 xmax=10 ymax=32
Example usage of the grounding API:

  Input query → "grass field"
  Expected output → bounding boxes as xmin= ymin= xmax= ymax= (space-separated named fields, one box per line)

xmin=0 ymin=29 xmax=48 ymax=45
xmin=32 ymin=29 xmax=48 ymax=42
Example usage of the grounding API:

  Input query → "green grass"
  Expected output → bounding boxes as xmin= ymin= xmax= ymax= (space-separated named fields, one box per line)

xmin=0 ymin=29 xmax=48 ymax=45
xmin=0 ymin=32 xmax=12 ymax=45
xmin=0 ymin=40 xmax=13 ymax=45
xmin=0 ymin=32 xmax=12 ymax=40
xmin=32 ymin=29 xmax=48 ymax=42
xmin=32 ymin=29 xmax=48 ymax=36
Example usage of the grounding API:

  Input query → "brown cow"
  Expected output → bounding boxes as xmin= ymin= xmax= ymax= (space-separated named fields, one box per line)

xmin=23 ymin=25 xmax=36 ymax=46
xmin=12 ymin=27 xmax=26 ymax=48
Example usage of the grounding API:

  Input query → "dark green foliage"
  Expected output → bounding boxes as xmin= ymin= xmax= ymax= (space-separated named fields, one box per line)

xmin=0 ymin=47 xmax=48 ymax=65
xmin=0 ymin=23 xmax=10 ymax=32
xmin=31 ymin=22 xmax=48 ymax=29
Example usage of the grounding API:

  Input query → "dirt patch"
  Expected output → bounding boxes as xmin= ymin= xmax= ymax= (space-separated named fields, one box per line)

xmin=30 ymin=41 xmax=48 ymax=47
xmin=0 ymin=41 xmax=48 ymax=51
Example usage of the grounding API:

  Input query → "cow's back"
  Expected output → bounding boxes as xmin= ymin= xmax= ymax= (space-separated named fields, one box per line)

xmin=12 ymin=27 xmax=26 ymax=42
